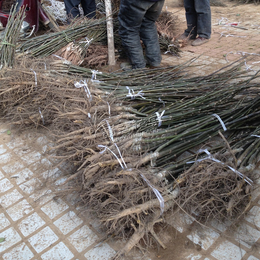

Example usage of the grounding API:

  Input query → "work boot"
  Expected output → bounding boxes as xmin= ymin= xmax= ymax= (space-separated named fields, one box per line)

xmin=191 ymin=37 xmax=209 ymax=46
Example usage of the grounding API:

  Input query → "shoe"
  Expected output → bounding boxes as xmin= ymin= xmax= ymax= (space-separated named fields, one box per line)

xmin=191 ymin=37 xmax=209 ymax=46
xmin=148 ymin=63 xmax=161 ymax=69
xmin=120 ymin=62 xmax=132 ymax=71
xmin=178 ymin=33 xmax=196 ymax=41
xmin=178 ymin=33 xmax=188 ymax=40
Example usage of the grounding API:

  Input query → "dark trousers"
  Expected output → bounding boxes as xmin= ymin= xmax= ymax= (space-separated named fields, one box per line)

xmin=184 ymin=0 xmax=211 ymax=39
xmin=64 ymin=0 xmax=96 ymax=19
xmin=118 ymin=0 xmax=165 ymax=69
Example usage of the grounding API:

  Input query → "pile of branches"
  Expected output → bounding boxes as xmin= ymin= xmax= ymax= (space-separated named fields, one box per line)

xmin=0 ymin=57 xmax=259 ymax=257
xmin=15 ymin=2 xmax=180 ymax=64
xmin=177 ymin=152 xmax=252 ymax=223
xmin=157 ymin=11 xmax=181 ymax=54
xmin=18 ymin=17 xmax=107 ymax=57
xmin=0 ymin=4 xmax=25 ymax=69
xmin=157 ymin=11 xmax=178 ymax=39
xmin=55 ymin=42 xmax=110 ymax=67
xmin=1 ymin=0 xmax=180 ymax=70
xmin=81 ymin=44 xmax=109 ymax=67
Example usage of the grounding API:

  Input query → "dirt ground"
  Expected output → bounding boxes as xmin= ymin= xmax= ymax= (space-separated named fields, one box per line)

xmin=161 ymin=1 xmax=260 ymax=74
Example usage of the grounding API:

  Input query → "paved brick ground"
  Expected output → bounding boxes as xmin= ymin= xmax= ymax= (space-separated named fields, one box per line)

xmin=0 ymin=124 xmax=125 ymax=260
xmin=1 ymin=2 xmax=260 ymax=260
xmin=162 ymin=1 xmax=260 ymax=75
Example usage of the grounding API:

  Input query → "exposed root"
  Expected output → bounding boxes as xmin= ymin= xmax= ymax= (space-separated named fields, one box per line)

xmin=106 ymin=197 xmax=175 ymax=222
xmin=176 ymin=156 xmax=253 ymax=223
xmin=112 ymin=226 xmax=146 ymax=260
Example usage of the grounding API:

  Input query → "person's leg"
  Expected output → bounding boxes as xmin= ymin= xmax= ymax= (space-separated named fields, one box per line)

xmin=64 ymin=0 xmax=81 ymax=18
xmin=183 ymin=0 xmax=197 ymax=38
xmin=118 ymin=0 xmax=153 ymax=69
xmin=140 ymin=0 xmax=164 ymax=67
xmin=194 ymin=0 xmax=211 ymax=39
xmin=81 ymin=0 xmax=96 ymax=18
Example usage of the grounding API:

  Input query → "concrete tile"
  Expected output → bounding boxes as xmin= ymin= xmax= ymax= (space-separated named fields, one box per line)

xmin=21 ymin=152 xmax=42 ymax=165
xmin=0 ymin=213 xmax=10 ymax=231
xmin=2 ymin=242 xmax=34 ymax=260
xmin=187 ymin=226 xmax=220 ymax=250
xmin=0 ymin=125 xmax=9 ymax=132
xmin=0 ymin=189 xmax=23 ymax=208
xmin=247 ymin=256 xmax=260 ymax=260
xmin=0 ymin=144 xmax=7 ymax=154
xmin=0 ymin=178 xmax=14 ymax=193
xmin=5 ymin=138 xmax=24 ymax=149
xmin=2 ymin=161 xmax=25 ymax=175
xmin=251 ymin=186 xmax=260 ymax=201
xmin=19 ymin=178 xmax=41 ymax=194
xmin=18 ymin=212 xmax=45 ymax=237
xmin=29 ymin=189 xmax=54 ymax=206
xmin=6 ymin=199 xmax=34 ymax=221
xmin=12 ymin=145 xmax=31 ymax=156
xmin=0 ymin=170 xmax=4 ymax=180
xmin=166 ymin=211 xmax=193 ymax=233
xmin=36 ymin=136 xmax=49 ymax=146
xmin=54 ymin=177 xmax=69 ymax=191
xmin=234 ymin=223 xmax=260 ymax=248
xmin=68 ymin=225 xmax=99 ymax=252
xmin=245 ymin=206 xmax=260 ymax=228
xmin=41 ymin=242 xmax=74 ymax=260
xmin=41 ymin=145 xmax=49 ymax=153
xmin=13 ymin=168 xmax=34 ymax=185
xmin=211 ymin=240 xmax=246 ymax=260
xmin=210 ymin=219 xmax=231 ymax=232
xmin=28 ymin=226 xmax=59 ymax=253
xmin=41 ymin=198 xmax=69 ymax=219
xmin=39 ymin=158 xmax=52 ymax=168
xmin=185 ymin=254 xmax=201 ymax=260
xmin=29 ymin=158 xmax=52 ymax=173
xmin=41 ymin=167 xmax=62 ymax=180
xmin=89 ymin=219 xmax=103 ymax=234
xmin=65 ymin=192 xmax=81 ymax=206
xmin=54 ymin=211 xmax=83 ymax=235
xmin=0 ymin=227 xmax=22 ymax=253
xmin=55 ymin=177 xmax=68 ymax=186
xmin=84 ymin=243 xmax=116 ymax=260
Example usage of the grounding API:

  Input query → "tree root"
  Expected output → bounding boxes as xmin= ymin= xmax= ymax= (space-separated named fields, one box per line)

xmin=112 ymin=225 xmax=146 ymax=260
xmin=112 ymin=202 xmax=174 ymax=259
xmin=106 ymin=196 xmax=176 ymax=222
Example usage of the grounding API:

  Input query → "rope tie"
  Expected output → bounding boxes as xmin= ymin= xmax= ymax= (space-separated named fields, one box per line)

xmin=0 ymin=41 xmax=15 ymax=47
xmin=62 ymin=31 xmax=73 ymax=43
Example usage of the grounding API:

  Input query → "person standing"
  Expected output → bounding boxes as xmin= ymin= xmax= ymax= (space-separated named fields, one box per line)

xmin=64 ymin=0 xmax=96 ymax=20
xmin=180 ymin=0 xmax=211 ymax=46
xmin=118 ymin=0 xmax=165 ymax=69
